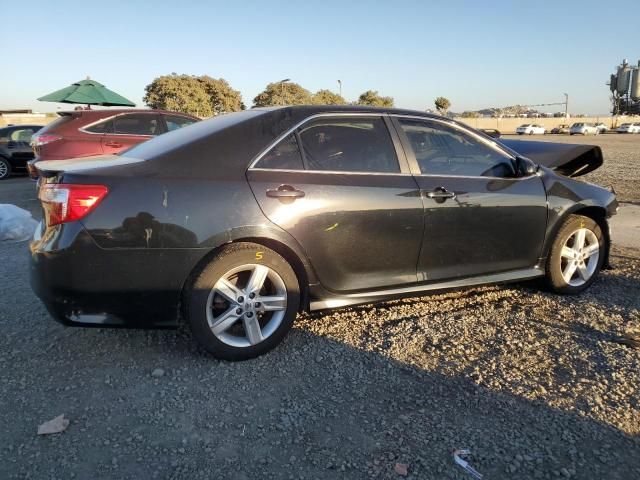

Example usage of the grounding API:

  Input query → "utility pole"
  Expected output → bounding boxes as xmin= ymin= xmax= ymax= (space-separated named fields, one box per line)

xmin=337 ymin=79 xmax=342 ymax=97
xmin=278 ymin=78 xmax=290 ymax=106
xmin=564 ymin=93 xmax=569 ymax=118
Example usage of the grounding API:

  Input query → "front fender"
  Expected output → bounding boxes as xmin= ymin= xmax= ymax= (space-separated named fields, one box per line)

xmin=540 ymin=168 xmax=617 ymax=262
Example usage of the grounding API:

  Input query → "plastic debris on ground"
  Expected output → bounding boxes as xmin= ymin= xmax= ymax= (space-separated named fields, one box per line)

xmin=454 ymin=449 xmax=483 ymax=479
xmin=394 ymin=462 xmax=408 ymax=476
xmin=0 ymin=204 xmax=38 ymax=242
xmin=37 ymin=414 xmax=70 ymax=435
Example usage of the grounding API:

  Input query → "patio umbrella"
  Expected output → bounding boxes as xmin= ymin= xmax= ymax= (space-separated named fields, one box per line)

xmin=38 ymin=78 xmax=135 ymax=107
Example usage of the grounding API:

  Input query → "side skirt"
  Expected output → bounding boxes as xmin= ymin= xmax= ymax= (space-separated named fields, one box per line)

xmin=309 ymin=267 xmax=544 ymax=311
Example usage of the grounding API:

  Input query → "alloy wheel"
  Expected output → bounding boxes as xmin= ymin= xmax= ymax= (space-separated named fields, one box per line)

xmin=559 ymin=228 xmax=600 ymax=287
xmin=205 ymin=264 xmax=287 ymax=347
xmin=0 ymin=160 xmax=8 ymax=179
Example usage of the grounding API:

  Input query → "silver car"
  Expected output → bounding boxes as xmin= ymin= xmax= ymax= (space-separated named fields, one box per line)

xmin=570 ymin=123 xmax=598 ymax=135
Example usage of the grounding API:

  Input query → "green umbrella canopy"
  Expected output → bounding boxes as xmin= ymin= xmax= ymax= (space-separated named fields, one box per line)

xmin=38 ymin=79 xmax=135 ymax=107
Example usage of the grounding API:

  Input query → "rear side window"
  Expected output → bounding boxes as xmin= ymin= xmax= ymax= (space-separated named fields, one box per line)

xmin=113 ymin=114 xmax=161 ymax=136
xmin=10 ymin=128 xmax=38 ymax=142
xmin=256 ymin=134 xmax=304 ymax=170
xmin=85 ymin=119 xmax=114 ymax=134
xmin=165 ymin=115 xmax=197 ymax=132
xmin=398 ymin=119 xmax=515 ymax=178
xmin=298 ymin=117 xmax=399 ymax=173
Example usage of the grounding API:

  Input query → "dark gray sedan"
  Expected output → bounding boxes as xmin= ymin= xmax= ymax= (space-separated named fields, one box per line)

xmin=30 ymin=106 xmax=617 ymax=360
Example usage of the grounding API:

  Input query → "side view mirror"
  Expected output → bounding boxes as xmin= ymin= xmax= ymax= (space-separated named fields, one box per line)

xmin=480 ymin=128 xmax=501 ymax=139
xmin=515 ymin=156 xmax=538 ymax=177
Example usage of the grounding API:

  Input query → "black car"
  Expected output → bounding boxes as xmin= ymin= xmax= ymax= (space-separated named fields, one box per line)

xmin=0 ymin=124 xmax=42 ymax=179
xmin=30 ymin=106 xmax=617 ymax=360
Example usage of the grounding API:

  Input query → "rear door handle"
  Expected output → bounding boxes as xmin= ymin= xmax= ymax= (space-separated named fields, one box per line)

xmin=425 ymin=191 xmax=456 ymax=199
xmin=105 ymin=141 xmax=122 ymax=148
xmin=425 ymin=187 xmax=456 ymax=202
xmin=266 ymin=185 xmax=305 ymax=199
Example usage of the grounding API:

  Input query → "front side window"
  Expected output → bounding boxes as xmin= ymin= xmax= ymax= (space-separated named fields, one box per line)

xmin=255 ymin=134 xmax=304 ymax=170
xmin=165 ymin=115 xmax=197 ymax=132
xmin=113 ymin=114 xmax=161 ymax=136
xmin=398 ymin=119 xmax=515 ymax=177
xmin=298 ymin=117 xmax=400 ymax=173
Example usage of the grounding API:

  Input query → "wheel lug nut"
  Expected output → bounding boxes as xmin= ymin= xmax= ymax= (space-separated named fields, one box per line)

xmin=237 ymin=296 xmax=244 ymax=303
xmin=254 ymin=302 xmax=261 ymax=308
xmin=249 ymin=293 xmax=255 ymax=299
xmin=246 ymin=312 xmax=253 ymax=317
xmin=236 ymin=308 xmax=242 ymax=315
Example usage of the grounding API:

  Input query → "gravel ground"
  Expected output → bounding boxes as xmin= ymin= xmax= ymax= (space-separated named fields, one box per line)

xmin=1 ymin=134 xmax=639 ymax=479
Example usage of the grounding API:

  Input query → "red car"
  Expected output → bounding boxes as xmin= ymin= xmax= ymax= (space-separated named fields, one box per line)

xmin=29 ymin=109 xmax=199 ymax=177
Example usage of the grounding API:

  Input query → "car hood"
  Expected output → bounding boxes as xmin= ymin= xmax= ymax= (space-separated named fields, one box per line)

xmin=499 ymin=139 xmax=603 ymax=177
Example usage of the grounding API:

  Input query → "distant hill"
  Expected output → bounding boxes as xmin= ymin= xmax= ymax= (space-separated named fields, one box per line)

xmin=456 ymin=105 xmax=547 ymax=118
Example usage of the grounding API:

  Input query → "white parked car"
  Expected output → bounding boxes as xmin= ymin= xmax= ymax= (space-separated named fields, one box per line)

xmin=594 ymin=123 xmax=608 ymax=134
xmin=616 ymin=123 xmax=640 ymax=134
xmin=570 ymin=123 xmax=599 ymax=135
xmin=515 ymin=124 xmax=546 ymax=135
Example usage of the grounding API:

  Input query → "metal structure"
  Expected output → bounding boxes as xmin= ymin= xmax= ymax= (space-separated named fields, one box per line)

xmin=608 ymin=59 xmax=640 ymax=115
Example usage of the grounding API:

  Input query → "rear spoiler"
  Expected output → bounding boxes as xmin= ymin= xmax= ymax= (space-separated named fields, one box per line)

xmin=499 ymin=139 xmax=603 ymax=177
xmin=57 ymin=111 xmax=83 ymax=118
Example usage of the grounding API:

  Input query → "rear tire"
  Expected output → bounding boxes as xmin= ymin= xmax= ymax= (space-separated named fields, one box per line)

xmin=185 ymin=242 xmax=300 ymax=360
xmin=0 ymin=157 xmax=11 ymax=180
xmin=545 ymin=215 xmax=605 ymax=294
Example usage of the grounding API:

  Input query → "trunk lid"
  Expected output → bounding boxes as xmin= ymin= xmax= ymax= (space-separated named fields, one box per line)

xmin=35 ymin=155 xmax=143 ymax=178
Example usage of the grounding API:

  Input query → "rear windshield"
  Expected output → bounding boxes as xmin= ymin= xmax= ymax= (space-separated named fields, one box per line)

xmin=520 ymin=124 xmax=531 ymax=127
xmin=123 ymin=110 xmax=264 ymax=160
xmin=620 ymin=123 xmax=630 ymax=127
xmin=38 ymin=114 xmax=75 ymax=133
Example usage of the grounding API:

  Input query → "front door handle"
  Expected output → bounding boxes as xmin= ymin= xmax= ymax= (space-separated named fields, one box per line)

xmin=105 ymin=141 xmax=122 ymax=148
xmin=425 ymin=187 xmax=456 ymax=203
xmin=266 ymin=185 xmax=305 ymax=199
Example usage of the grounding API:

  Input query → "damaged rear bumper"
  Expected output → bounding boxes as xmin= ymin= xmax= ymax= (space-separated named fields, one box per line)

xmin=29 ymin=221 xmax=202 ymax=329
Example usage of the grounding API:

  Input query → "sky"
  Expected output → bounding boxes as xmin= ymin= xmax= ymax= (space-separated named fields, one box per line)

xmin=2 ymin=0 xmax=639 ymax=115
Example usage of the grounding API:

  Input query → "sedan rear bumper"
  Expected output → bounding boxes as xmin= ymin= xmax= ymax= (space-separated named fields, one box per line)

xmin=30 ymin=222 xmax=206 ymax=329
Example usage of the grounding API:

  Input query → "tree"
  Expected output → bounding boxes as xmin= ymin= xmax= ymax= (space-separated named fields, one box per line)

xmin=461 ymin=111 xmax=479 ymax=118
xmin=143 ymin=73 xmax=244 ymax=117
xmin=434 ymin=97 xmax=451 ymax=114
xmin=311 ymin=89 xmax=346 ymax=105
xmin=144 ymin=74 xmax=212 ymax=117
xmin=356 ymin=90 xmax=394 ymax=107
xmin=253 ymin=82 xmax=312 ymax=107
xmin=197 ymin=76 xmax=243 ymax=115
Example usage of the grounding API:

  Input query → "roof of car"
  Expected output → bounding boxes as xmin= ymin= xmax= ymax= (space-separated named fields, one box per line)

xmin=118 ymin=105 xmax=454 ymax=179
xmin=251 ymin=104 xmax=448 ymax=119
xmin=58 ymin=108 xmax=199 ymax=119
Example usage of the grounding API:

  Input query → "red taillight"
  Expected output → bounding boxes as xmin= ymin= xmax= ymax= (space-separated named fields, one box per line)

xmin=30 ymin=133 xmax=62 ymax=147
xmin=38 ymin=184 xmax=109 ymax=226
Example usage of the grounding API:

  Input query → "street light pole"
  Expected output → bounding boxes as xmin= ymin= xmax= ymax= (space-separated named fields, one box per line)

xmin=337 ymin=79 xmax=342 ymax=97
xmin=278 ymin=78 xmax=290 ymax=106
xmin=564 ymin=93 xmax=569 ymax=118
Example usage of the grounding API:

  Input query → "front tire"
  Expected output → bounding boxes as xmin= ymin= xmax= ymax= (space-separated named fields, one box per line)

xmin=0 ymin=157 xmax=11 ymax=179
xmin=545 ymin=215 xmax=605 ymax=294
xmin=185 ymin=242 xmax=300 ymax=360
